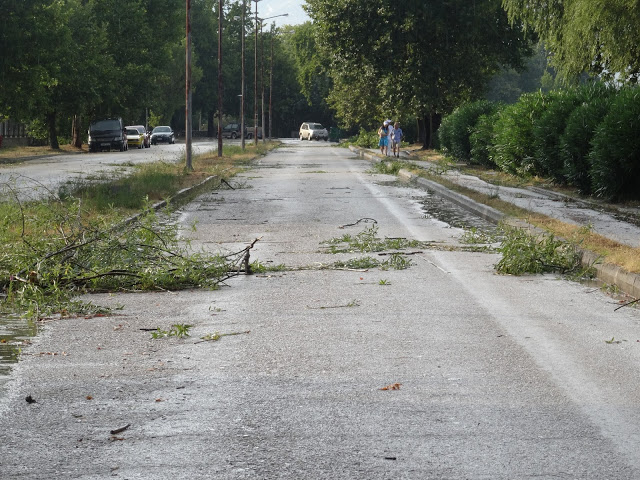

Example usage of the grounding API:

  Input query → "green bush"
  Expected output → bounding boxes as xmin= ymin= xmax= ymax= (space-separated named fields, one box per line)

xmin=348 ymin=128 xmax=379 ymax=149
xmin=589 ymin=87 xmax=640 ymax=201
xmin=532 ymin=88 xmax=584 ymax=183
xmin=439 ymin=100 xmax=496 ymax=162
xmin=560 ymin=93 xmax=613 ymax=194
xmin=491 ymin=90 xmax=550 ymax=176
xmin=438 ymin=114 xmax=454 ymax=154
xmin=469 ymin=104 xmax=503 ymax=167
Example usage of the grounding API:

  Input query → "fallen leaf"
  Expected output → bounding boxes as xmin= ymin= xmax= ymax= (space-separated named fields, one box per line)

xmin=380 ymin=382 xmax=402 ymax=391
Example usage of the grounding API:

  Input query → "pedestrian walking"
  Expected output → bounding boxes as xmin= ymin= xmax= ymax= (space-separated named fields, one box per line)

xmin=386 ymin=120 xmax=394 ymax=156
xmin=392 ymin=122 xmax=403 ymax=157
xmin=378 ymin=120 xmax=390 ymax=155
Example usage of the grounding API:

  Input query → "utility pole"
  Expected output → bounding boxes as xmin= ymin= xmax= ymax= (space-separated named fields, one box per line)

xmin=260 ymin=21 xmax=265 ymax=143
xmin=269 ymin=24 xmax=273 ymax=140
xmin=217 ymin=0 xmax=223 ymax=157
xmin=185 ymin=0 xmax=193 ymax=170
xmin=253 ymin=0 xmax=260 ymax=146
xmin=241 ymin=0 xmax=245 ymax=150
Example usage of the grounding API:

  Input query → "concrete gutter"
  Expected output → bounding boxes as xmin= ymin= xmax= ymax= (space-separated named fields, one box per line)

xmin=349 ymin=145 xmax=640 ymax=299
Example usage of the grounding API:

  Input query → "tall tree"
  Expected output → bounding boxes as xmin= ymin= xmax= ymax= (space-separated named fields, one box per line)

xmin=306 ymin=0 xmax=532 ymax=147
xmin=502 ymin=0 xmax=640 ymax=83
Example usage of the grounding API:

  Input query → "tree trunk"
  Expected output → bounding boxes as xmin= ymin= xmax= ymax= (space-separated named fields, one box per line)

xmin=47 ymin=112 xmax=59 ymax=150
xmin=71 ymin=114 xmax=83 ymax=149
xmin=417 ymin=116 xmax=426 ymax=148
xmin=207 ymin=109 xmax=215 ymax=137
xmin=421 ymin=111 xmax=442 ymax=150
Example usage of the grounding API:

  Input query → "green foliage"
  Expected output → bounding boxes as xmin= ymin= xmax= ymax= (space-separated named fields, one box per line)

xmin=60 ymin=162 xmax=182 ymax=211
xmin=469 ymin=106 xmax=503 ymax=167
xmin=589 ymin=87 xmax=640 ymax=201
xmin=503 ymin=0 xmax=640 ymax=83
xmin=331 ymin=255 xmax=411 ymax=271
xmin=371 ymin=160 xmax=413 ymax=176
xmin=532 ymin=89 xmax=585 ymax=182
xmin=322 ymin=225 xmax=424 ymax=254
xmin=0 ymin=0 xmax=185 ymax=144
xmin=347 ymin=128 xmax=380 ymax=149
xmin=307 ymin=0 xmax=532 ymax=137
xmin=151 ymin=324 xmax=192 ymax=339
xmin=439 ymin=100 xmax=497 ymax=163
xmin=491 ymin=91 xmax=550 ymax=176
xmin=0 ymin=193 xmax=242 ymax=318
xmin=495 ymin=227 xmax=583 ymax=275
xmin=560 ymin=93 xmax=614 ymax=195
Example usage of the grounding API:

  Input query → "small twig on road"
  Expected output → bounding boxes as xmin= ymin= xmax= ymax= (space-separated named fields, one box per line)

xmin=221 ymin=178 xmax=235 ymax=190
xmin=339 ymin=217 xmax=378 ymax=229
xmin=110 ymin=424 xmax=131 ymax=435
xmin=306 ymin=300 xmax=360 ymax=309
xmin=614 ymin=297 xmax=640 ymax=311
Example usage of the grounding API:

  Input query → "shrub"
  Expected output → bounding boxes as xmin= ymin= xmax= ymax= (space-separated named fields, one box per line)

xmin=560 ymin=94 xmax=613 ymax=194
xmin=469 ymin=104 xmax=503 ymax=168
xmin=348 ymin=128 xmax=379 ymax=149
xmin=589 ymin=87 xmax=640 ymax=201
xmin=438 ymin=100 xmax=496 ymax=162
xmin=532 ymin=88 xmax=584 ymax=183
xmin=438 ymin=114 xmax=454 ymax=154
xmin=491 ymin=90 xmax=550 ymax=176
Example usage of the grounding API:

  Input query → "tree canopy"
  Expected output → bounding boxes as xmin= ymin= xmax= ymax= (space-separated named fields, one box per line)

xmin=502 ymin=0 xmax=640 ymax=83
xmin=305 ymin=0 xmax=533 ymax=146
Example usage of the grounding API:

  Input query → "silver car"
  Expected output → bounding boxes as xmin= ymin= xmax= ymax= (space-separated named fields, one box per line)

xmin=299 ymin=122 xmax=328 ymax=141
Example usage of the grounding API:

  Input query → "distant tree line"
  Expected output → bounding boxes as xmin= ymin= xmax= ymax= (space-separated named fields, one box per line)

xmin=0 ymin=0 xmax=331 ymax=148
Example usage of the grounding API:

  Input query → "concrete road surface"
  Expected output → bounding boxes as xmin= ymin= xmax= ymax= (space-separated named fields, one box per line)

xmin=1 ymin=142 xmax=639 ymax=479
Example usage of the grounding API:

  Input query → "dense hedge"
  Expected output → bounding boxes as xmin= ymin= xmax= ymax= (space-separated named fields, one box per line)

xmin=438 ymin=84 xmax=640 ymax=202
xmin=589 ymin=88 xmax=640 ymax=200
xmin=469 ymin=105 xmax=503 ymax=168
xmin=438 ymin=100 xmax=495 ymax=163
xmin=561 ymin=94 xmax=613 ymax=194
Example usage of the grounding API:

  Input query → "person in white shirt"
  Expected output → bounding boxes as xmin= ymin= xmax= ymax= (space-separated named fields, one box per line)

xmin=386 ymin=120 xmax=394 ymax=156
xmin=392 ymin=122 xmax=403 ymax=157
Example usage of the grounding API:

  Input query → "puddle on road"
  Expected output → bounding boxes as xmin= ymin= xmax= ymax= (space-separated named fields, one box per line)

xmin=378 ymin=180 xmax=498 ymax=233
xmin=419 ymin=188 xmax=498 ymax=232
xmin=0 ymin=315 xmax=39 ymax=394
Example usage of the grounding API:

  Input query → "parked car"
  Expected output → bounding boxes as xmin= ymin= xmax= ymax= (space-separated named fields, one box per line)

xmin=246 ymin=126 xmax=262 ymax=139
xmin=299 ymin=122 xmax=328 ymax=141
xmin=88 ymin=118 xmax=127 ymax=152
xmin=125 ymin=127 xmax=144 ymax=149
xmin=221 ymin=123 xmax=243 ymax=139
xmin=130 ymin=125 xmax=150 ymax=148
xmin=150 ymin=126 xmax=175 ymax=145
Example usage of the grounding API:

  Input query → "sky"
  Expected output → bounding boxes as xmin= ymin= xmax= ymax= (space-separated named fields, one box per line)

xmin=257 ymin=0 xmax=310 ymax=28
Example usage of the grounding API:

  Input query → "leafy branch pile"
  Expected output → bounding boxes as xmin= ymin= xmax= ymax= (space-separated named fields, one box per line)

xmin=495 ymin=226 xmax=587 ymax=276
xmin=0 ymin=195 xmax=254 ymax=318
xmin=322 ymin=225 xmax=425 ymax=254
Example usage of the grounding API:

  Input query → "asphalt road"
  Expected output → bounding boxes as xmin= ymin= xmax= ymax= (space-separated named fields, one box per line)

xmin=1 ymin=142 xmax=639 ymax=479
xmin=0 ymin=140 xmax=218 ymax=201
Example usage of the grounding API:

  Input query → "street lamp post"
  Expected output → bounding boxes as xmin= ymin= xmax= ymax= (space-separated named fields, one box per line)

xmin=250 ymin=6 xmax=287 ymax=145
xmin=255 ymin=13 xmax=288 ymax=142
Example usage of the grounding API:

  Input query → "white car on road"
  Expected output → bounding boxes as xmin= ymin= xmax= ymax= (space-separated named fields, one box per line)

xmin=299 ymin=122 xmax=328 ymax=141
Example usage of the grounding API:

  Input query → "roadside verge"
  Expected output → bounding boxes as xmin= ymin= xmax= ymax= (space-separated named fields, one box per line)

xmin=349 ymin=145 xmax=640 ymax=298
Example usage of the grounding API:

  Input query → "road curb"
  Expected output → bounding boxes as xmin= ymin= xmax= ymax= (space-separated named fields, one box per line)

xmin=119 ymin=174 xmax=220 ymax=227
xmin=349 ymin=145 xmax=640 ymax=299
